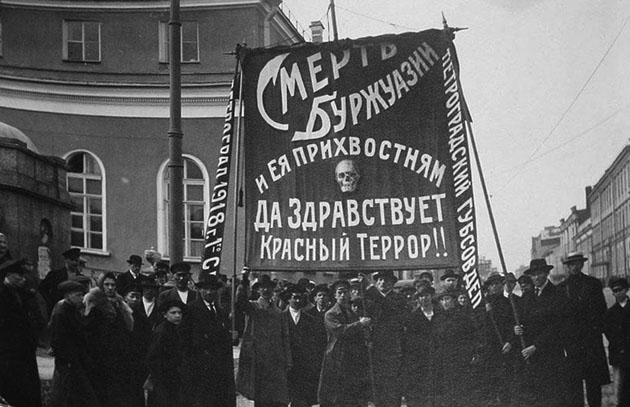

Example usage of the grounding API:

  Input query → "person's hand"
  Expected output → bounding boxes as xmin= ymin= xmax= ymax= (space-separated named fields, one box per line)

xmin=357 ymin=273 xmax=368 ymax=283
xmin=521 ymin=345 xmax=536 ymax=360
xmin=485 ymin=302 xmax=492 ymax=312
xmin=359 ymin=317 xmax=371 ymax=326
xmin=514 ymin=325 xmax=524 ymax=336
xmin=502 ymin=342 xmax=513 ymax=354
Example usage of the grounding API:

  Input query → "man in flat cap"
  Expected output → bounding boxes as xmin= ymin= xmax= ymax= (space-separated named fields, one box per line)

xmin=440 ymin=269 xmax=461 ymax=292
xmin=0 ymin=260 xmax=44 ymax=407
xmin=49 ymin=280 xmax=100 ymax=407
xmin=604 ymin=276 xmax=630 ymax=407
xmin=513 ymin=258 xmax=570 ymax=406
xmin=180 ymin=271 xmax=235 ymax=407
xmin=158 ymin=262 xmax=197 ymax=306
xmin=117 ymin=254 xmax=145 ymax=295
xmin=39 ymin=247 xmax=85 ymax=315
xmin=557 ymin=252 xmax=609 ymax=407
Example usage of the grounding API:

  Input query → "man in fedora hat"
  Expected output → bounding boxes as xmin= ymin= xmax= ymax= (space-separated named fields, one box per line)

xmin=116 ymin=254 xmax=145 ymax=295
xmin=40 ymin=247 xmax=86 ymax=315
xmin=236 ymin=270 xmax=290 ymax=407
xmin=513 ymin=258 xmax=570 ymax=406
xmin=179 ymin=271 xmax=235 ymax=407
xmin=557 ymin=252 xmax=609 ymax=407
xmin=158 ymin=262 xmax=197 ymax=306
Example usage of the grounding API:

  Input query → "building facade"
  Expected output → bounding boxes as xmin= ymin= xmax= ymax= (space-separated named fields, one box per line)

xmin=0 ymin=0 xmax=305 ymax=275
xmin=589 ymin=144 xmax=630 ymax=281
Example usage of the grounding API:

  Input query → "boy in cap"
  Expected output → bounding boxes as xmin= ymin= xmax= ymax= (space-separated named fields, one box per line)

xmin=50 ymin=280 xmax=100 ymax=407
xmin=604 ymin=276 xmax=630 ymax=407
xmin=0 ymin=260 xmax=44 ymax=407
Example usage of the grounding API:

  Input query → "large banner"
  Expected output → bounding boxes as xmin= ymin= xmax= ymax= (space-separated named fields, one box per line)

xmin=241 ymin=30 xmax=479 ymax=295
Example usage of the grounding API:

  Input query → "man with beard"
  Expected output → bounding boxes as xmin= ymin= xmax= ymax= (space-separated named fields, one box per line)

xmin=557 ymin=252 xmax=609 ymax=407
xmin=180 ymin=271 xmax=235 ymax=407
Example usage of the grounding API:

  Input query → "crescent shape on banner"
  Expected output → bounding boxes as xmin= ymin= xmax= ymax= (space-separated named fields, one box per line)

xmin=257 ymin=53 xmax=290 ymax=131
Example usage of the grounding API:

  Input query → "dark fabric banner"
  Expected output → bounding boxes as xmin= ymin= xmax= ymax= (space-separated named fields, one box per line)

xmin=241 ymin=29 xmax=480 ymax=304
xmin=202 ymin=74 xmax=239 ymax=274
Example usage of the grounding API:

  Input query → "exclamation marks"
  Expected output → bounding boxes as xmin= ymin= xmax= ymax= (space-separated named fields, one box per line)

xmin=434 ymin=226 xmax=448 ymax=257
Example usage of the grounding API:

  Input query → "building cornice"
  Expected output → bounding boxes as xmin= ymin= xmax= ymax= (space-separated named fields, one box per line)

xmin=0 ymin=77 xmax=232 ymax=118
xmin=1 ymin=0 xmax=261 ymax=11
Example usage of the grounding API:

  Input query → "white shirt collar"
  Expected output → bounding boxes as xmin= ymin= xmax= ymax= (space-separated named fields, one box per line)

xmin=536 ymin=279 xmax=549 ymax=295
xmin=289 ymin=307 xmax=301 ymax=324
xmin=177 ymin=290 xmax=189 ymax=303
xmin=142 ymin=297 xmax=154 ymax=315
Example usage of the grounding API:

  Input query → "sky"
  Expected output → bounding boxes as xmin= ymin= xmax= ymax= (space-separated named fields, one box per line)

xmin=281 ymin=0 xmax=630 ymax=271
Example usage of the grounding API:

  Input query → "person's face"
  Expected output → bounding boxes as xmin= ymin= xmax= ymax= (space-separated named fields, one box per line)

xmin=335 ymin=286 xmax=351 ymax=306
xmin=287 ymin=292 xmax=305 ymax=310
xmin=532 ymin=271 xmax=548 ymax=288
xmin=488 ymin=281 xmax=504 ymax=296
xmin=417 ymin=293 xmax=432 ymax=307
xmin=444 ymin=277 xmax=458 ymax=289
xmin=163 ymin=306 xmax=183 ymax=325
xmin=4 ymin=271 xmax=26 ymax=288
xmin=439 ymin=295 xmax=455 ymax=310
xmin=566 ymin=261 xmax=584 ymax=276
xmin=0 ymin=235 xmax=7 ymax=256
xmin=457 ymin=294 xmax=469 ymax=306
xmin=519 ymin=281 xmax=534 ymax=293
xmin=143 ymin=287 xmax=157 ymax=300
xmin=612 ymin=286 xmax=628 ymax=303
xmin=124 ymin=291 xmax=141 ymax=307
xmin=66 ymin=257 xmax=79 ymax=272
xmin=156 ymin=274 xmax=168 ymax=285
xmin=174 ymin=272 xmax=189 ymax=290
xmin=259 ymin=285 xmax=274 ymax=300
xmin=130 ymin=263 xmax=141 ymax=273
xmin=375 ymin=277 xmax=395 ymax=293
xmin=200 ymin=286 xmax=218 ymax=303
xmin=314 ymin=291 xmax=328 ymax=308
xmin=65 ymin=291 xmax=85 ymax=307
xmin=351 ymin=302 xmax=362 ymax=314
xmin=103 ymin=278 xmax=117 ymax=297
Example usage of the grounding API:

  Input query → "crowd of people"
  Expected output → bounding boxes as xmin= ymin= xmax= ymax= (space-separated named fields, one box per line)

xmin=1 ymin=229 xmax=630 ymax=407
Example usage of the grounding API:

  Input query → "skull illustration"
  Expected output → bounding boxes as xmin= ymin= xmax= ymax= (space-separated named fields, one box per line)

xmin=335 ymin=159 xmax=360 ymax=193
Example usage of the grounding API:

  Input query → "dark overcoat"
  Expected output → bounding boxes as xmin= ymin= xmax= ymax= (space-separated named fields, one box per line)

xmin=318 ymin=302 xmax=371 ymax=406
xmin=39 ymin=266 xmax=69 ymax=314
xmin=0 ymin=282 xmax=42 ymax=407
xmin=281 ymin=308 xmax=323 ymax=405
xmin=364 ymin=286 xmax=408 ymax=406
xmin=235 ymin=285 xmax=290 ymax=404
xmin=604 ymin=299 xmax=630 ymax=368
xmin=146 ymin=320 xmax=184 ymax=407
xmin=557 ymin=272 xmax=610 ymax=385
xmin=116 ymin=271 xmax=144 ymax=294
xmin=49 ymin=300 xmax=100 ymax=407
xmin=402 ymin=305 xmax=441 ymax=405
xmin=180 ymin=297 xmax=235 ymax=407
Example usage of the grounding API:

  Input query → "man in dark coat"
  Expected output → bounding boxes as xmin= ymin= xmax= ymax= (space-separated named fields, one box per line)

xmin=514 ymin=258 xmax=570 ymax=407
xmin=556 ymin=252 xmax=610 ymax=407
xmin=116 ymin=254 xmax=145 ymax=295
xmin=0 ymin=260 xmax=44 ymax=407
xmin=180 ymin=271 xmax=235 ymax=407
xmin=39 ymin=247 xmax=83 ymax=315
xmin=158 ymin=262 xmax=197 ymax=305
xmin=604 ymin=276 xmax=630 ymax=407
xmin=318 ymin=279 xmax=372 ymax=407
xmin=280 ymin=283 xmax=321 ymax=407
xmin=49 ymin=280 xmax=100 ymax=407
xmin=363 ymin=270 xmax=408 ymax=407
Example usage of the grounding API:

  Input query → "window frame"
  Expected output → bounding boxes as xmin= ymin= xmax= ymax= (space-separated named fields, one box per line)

xmin=156 ymin=155 xmax=210 ymax=262
xmin=62 ymin=20 xmax=102 ymax=62
xmin=63 ymin=150 xmax=108 ymax=254
xmin=158 ymin=21 xmax=200 ymax=64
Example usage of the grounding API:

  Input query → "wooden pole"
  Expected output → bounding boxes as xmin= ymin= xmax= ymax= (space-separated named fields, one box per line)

xmin=465 ymin=120 xmax=526 ymax=349
xmin=168 ymin=0 xmax=184 ymax=264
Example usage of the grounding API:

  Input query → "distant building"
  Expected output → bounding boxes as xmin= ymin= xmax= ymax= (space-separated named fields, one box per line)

xmin=0 ymin=0 xmax=305 ymax=276
xmin=589 ymin=144 xmax=630 ymax=281
xmin=477 ymin=255 xmax=497 ymax=281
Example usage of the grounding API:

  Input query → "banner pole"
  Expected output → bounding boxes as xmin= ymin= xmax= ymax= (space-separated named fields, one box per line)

xmin=358 ymin=279 xmax=377 ymax=404
xmin=231 ymin=45 xmax=244 ymax=344
xmin=465 ymin=120 xmax=526 ymax=350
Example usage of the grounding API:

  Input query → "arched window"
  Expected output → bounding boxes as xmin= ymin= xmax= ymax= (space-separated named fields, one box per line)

xmin=157 ymin=155 xmax=210 ymax=260
xmin=64 ymin=151 xmax=106 ymax=252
